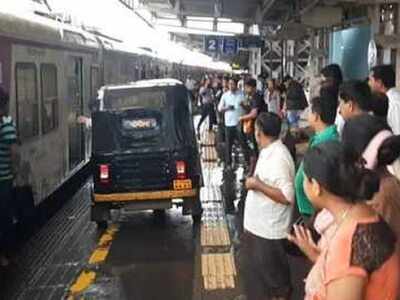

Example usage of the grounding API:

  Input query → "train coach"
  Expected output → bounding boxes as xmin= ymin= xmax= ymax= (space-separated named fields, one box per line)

xmin=0 ymin=10 xmax=225 ymax=213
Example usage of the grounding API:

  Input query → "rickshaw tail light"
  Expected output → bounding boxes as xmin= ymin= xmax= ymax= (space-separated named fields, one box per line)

xmin=176 ymin=161 xmax=187 ymax=179
xmin=100 ymin=164 xmax=110 ymax=183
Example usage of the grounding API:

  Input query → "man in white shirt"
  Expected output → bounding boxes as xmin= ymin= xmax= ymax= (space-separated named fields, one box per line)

xmin=369 ymin=65 xmax=400 ymax=179
xmin=218 ymin=78 xmax=249 ymax=167
xmin=369 ymin=65 xmax=400 ymax=135
xmin=185 ymin=75 xmax=196 ymax=91
xmin=256 ymin=74 xmax=264 ymax=93
xmin=185 ymin=75 xmax=196 ymax=103
xmin=240 ymin=112 xmax=295 ymax=300
xmin=337 ymin=80 xmax=372 ymax=136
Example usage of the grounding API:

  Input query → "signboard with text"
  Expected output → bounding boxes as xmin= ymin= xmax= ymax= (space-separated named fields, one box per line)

xmin=204 ymin=37 xmax=220 ymax=52
xmin=204 ymin=35 xmax=262 ymax=55
xmin=222 ymin=38 xmax=238 ymax=55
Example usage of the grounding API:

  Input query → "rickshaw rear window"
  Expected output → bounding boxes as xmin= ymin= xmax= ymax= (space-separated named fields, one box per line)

xmin=104 ymin=89 xmax=167 ymax=111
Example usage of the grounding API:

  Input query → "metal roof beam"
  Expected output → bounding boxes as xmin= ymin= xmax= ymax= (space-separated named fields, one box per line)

xmin=256 ymin=0 xmax=278 ymax=24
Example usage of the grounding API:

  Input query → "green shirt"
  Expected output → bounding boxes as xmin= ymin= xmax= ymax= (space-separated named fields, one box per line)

xmin=295 ymin=125 xmax=339 ymax=216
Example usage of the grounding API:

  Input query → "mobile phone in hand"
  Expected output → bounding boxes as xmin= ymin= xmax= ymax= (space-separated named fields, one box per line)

xmin=290 ymin=217 xmax=305 ymax=235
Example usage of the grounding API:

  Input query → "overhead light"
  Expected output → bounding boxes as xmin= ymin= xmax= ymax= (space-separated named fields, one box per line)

xmin=187 ymin=20 xmax=213 ymax=30
xmin=157 ymin=24 xmax=235 ymax=36
xmin=157 ymin=18 xmax=181 ymax=26
xmin=186 ymin=16 xmax=214 ymax=21
xmin=217 ymin=22 xmax=244 ymax=34
xmin=218 ymin=18 xmax=232 ymax=22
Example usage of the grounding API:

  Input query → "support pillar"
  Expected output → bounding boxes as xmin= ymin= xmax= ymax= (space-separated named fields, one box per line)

xmin=249 ymin=48 xmax=262 ymax=78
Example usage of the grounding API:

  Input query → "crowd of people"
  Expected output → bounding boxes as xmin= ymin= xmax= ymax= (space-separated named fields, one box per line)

xmin=193 ymin=64 xmax=400 ymax=300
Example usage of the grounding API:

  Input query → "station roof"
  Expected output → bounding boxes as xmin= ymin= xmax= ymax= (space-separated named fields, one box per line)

xmin=143 ymin=0 xmax=320 ymax=26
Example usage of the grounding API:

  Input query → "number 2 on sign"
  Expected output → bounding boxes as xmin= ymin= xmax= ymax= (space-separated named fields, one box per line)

xmin=208 ymin=40 xmax=217 ymax=51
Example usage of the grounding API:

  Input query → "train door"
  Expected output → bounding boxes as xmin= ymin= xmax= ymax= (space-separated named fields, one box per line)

xmin=67 ymin=57 xmax=84 ymax=171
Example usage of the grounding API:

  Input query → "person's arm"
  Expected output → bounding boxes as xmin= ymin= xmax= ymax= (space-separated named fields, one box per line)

xmin=247 ymin=155 xmax=295 ymax=205
xmin=326 ymin=276 xmax=367 ymax=300
xmin=218 ymin=95 xmax=232 ymax=113
xmin=387 ymin=102 xmax=400 ymax=135
xmin=217 ymin=94 xmax=225 ymax=112
xmin=240 ymin=108 xmax=258 ymax=122
xmin=245 ymin=176 xmax=290 ymax=205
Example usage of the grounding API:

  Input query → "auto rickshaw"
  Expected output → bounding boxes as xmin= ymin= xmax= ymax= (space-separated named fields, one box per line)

xmin=90 ymin=79 xmax=203 ymax=227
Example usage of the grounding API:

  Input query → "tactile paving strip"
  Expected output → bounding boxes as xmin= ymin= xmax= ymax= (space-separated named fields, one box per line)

xmin=200 ymin=187 xmax=222 ymax=203
xmin=201 ymin=223 xmax=230 ymax=247
xmin=201 ymin=253 xmax=237 ymax=290
xmin=200 ymin=130 xmax=216 ymax=147
xmin=202 ymin=146 xmax=218 ymax=162
xmin=198 ymin=131 xmax=238 ymax=292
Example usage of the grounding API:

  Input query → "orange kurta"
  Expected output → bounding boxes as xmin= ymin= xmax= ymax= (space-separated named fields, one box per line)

xmin=305 ymin=216 xmax=399 ymax=300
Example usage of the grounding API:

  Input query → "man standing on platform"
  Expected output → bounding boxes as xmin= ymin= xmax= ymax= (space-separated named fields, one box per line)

xmin=369 ymin=65 xmax=400 ymax=134
xmin=240 ymin=78 xmax=268 ymax=173
xmin=240 ymin=112 xmax=295 ymax=300
xmin=282 ymin=75 xmax=308 ymax=137
xmin=0 ymin=87 xmax=18 ymax=267
xmin=218 ymin=78 xmax=249 ymax=168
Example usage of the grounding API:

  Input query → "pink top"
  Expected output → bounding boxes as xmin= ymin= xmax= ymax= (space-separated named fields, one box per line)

xmin=305 ymin=216 xmax=399 ymax=300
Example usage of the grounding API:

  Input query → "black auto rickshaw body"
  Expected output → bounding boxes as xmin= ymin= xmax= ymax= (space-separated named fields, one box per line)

xmin=90 ymin=79 xmax=203 ymax=227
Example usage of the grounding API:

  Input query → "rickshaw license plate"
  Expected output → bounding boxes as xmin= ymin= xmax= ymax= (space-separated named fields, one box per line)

xmin=173 ymin=179 xmax=192 ymax=190
xmin=123 ymin=118 xmax=157 ymax=130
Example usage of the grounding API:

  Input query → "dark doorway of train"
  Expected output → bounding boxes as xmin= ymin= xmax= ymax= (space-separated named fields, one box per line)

xmin=67 ymin=56 xmax=84 ymax=171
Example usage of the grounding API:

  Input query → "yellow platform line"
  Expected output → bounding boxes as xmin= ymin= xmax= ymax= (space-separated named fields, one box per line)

xmin=67 ymin=224 xmax=119 ymax=298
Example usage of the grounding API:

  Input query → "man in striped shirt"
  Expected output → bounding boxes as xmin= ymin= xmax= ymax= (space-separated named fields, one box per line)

xmin=0 ymin=87 xmax=17 ymax=267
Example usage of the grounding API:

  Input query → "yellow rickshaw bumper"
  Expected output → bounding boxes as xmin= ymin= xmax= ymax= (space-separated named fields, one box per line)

xmin=93 ymin=189 xmax=198 ymax=203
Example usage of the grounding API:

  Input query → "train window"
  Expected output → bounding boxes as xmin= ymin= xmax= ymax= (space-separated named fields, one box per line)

xmin=15 ymin=63 xmax=39 ymax=140
xmin=40 ymin=64 xmax=58 ymax=134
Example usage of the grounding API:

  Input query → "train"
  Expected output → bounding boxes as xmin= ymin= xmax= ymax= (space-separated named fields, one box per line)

xmin=0 ymin=9 xmax=228 ymax=208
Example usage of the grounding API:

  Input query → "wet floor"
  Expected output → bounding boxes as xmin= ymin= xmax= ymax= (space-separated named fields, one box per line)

xmin=83 ymin=210 xmax=197 ymax=300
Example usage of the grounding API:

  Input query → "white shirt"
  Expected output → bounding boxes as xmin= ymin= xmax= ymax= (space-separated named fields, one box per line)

xmin=218 ymin=90 xmax=245 ymax=127
xmin=257 ymin=79 xmax=264 ymax=92
xmin=244 ymin=140 xmax=295 ymax=240
xmin=185 ymin=79 xmax=195 ymax=91
xmin=386 ymin=88 xmax=400 ymax=135
xmin=238 ymin=79 xmax=244 ymax=91
xmin=265 ymin=89 xmax=280 ymax=114
xmin=335 ymin=110 xmax=345 ymax=137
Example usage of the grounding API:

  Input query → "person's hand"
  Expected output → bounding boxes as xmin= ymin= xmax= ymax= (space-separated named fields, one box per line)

xmin=288 ymin=225 xmax=319 ymax=261
xmin=245 ymin=176 xmax=261 ymax=190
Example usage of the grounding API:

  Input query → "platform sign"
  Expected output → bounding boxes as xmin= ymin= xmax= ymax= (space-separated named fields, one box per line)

xmin=204 ymin=37 xmax=220 ymax=52
xmin=241 ymin=35 xmax=264 ymax=48
xmin=222 ymin=38 xmax=238 ymax=55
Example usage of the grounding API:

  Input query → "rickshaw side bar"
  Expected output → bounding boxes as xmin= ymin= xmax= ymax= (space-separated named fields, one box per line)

xmin=93 ymin=189 xmax=198 ymax=202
